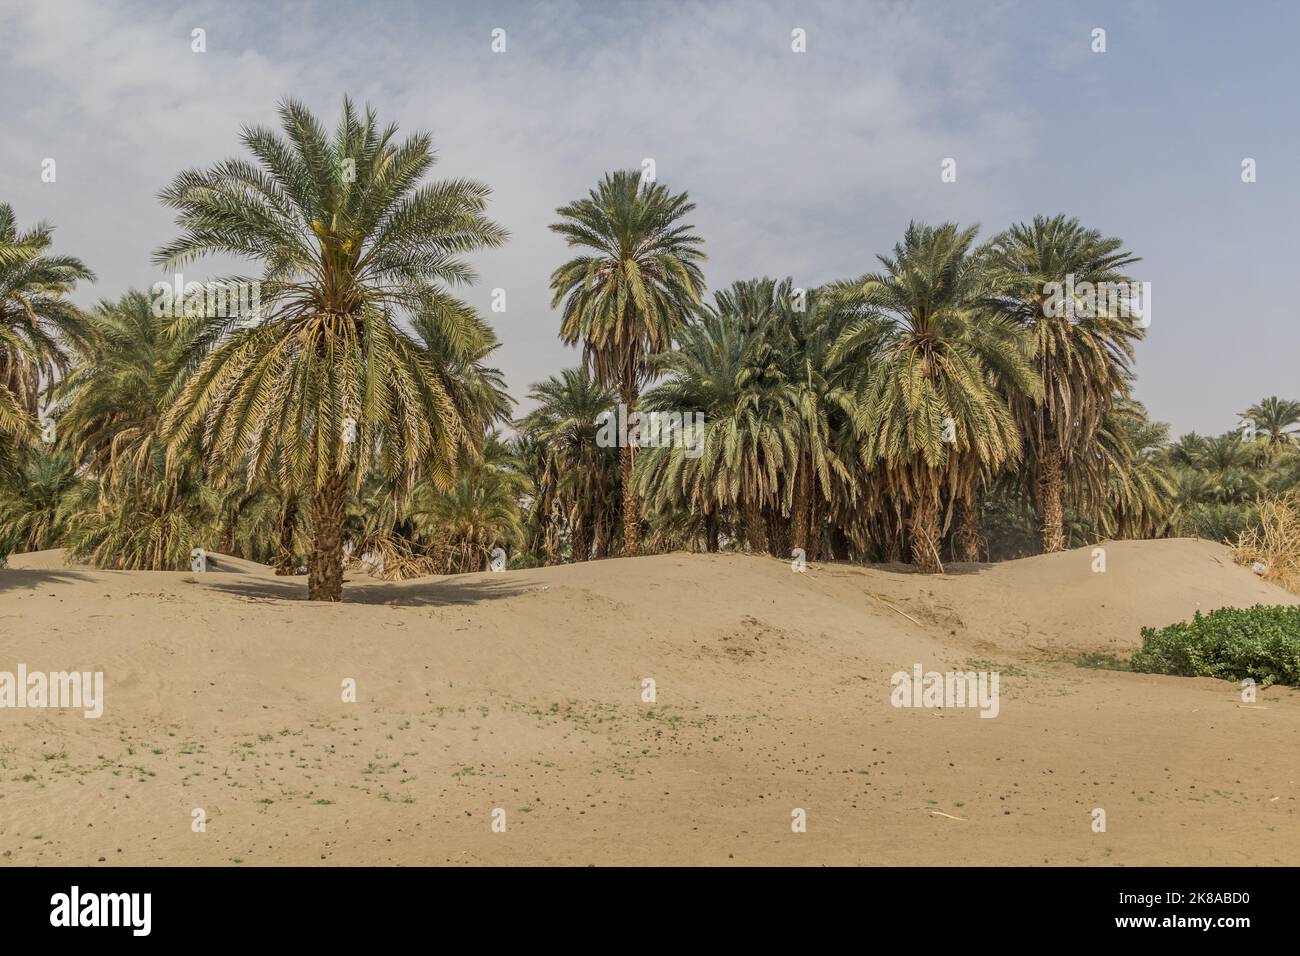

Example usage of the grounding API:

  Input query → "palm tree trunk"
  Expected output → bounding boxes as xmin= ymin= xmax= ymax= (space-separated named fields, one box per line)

xmin=792 ymin=458 xmax=812 ymax=554
xmin=830 ymin=525 xmax=851 ymax=561
xmin=808 ymin=497 xmax=824 ymax=560
xmin=572 ymin=521 xmax=593 ymax=563
xmin=881 ymin=515 xmax=902 ymax=563
xmin=704 ymin=512 xmax=719 ymax=553
xmin=954 ymin=488 xmax=983 ymax=563
xmin=543 ymin=522 xmax=558 ymax=566
xmin=909 ymin=479 xmax=944 ymax=573
xmin=764 ymin=505 xmax=790 ymax=559
xmin=308 ymin=471 xmax=347 ymax=601
xmin=743 ymin=499 xmax=767 ymax=553
xmin=274 ymin=496 xmax=298 ymax=575
xmin=1038 ymin=444 xmax=1066 ymax=553
xmin=619 ymin=385 xmax=641 ymax=557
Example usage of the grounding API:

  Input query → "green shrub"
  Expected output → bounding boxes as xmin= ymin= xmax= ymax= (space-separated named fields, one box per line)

xmin=1131 ymin=605 xmax=1300 ymax=686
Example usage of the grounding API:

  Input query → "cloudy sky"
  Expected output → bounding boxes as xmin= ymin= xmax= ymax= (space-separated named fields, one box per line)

xmin=1 ymin=0 xmax=1296 ymax=436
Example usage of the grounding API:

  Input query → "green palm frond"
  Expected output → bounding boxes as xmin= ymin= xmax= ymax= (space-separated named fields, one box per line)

xmin=155 ymin=97 xmax=509 ymax=504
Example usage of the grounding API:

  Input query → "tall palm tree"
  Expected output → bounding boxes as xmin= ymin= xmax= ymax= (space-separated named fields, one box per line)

xmin=549 ymin=169 xmax=706 ymax=556
xmin=154 ymin=97 xmax=508 ymax=600
xmin=983 ymin=214 xmax=1141 ymax=552
xmin=832 ymin=222 xmax=1039 ymax=573
xmin=1242 ymin=396 xmax=1300 ymax=455
xmin=0 ymin=204 xmax=94 ymax=479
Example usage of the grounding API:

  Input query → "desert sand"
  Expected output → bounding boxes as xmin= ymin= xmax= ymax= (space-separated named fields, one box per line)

xmin=1 ymin=538 xmax=1297 ymax=866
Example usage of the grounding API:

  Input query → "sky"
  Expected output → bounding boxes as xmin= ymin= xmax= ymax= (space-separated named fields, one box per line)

xmin=1 ymin=0 xmax=1296 ymax=438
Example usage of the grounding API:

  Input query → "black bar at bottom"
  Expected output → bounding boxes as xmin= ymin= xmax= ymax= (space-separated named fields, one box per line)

xmin=0 ymin=866 xmax=1282 ymax=942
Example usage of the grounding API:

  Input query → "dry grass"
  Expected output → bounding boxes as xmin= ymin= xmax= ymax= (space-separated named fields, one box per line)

xmin=351 ymin=533 xmax=445 ymax=581
xmin=1233 ymin=492 xmax=1300 ymax=595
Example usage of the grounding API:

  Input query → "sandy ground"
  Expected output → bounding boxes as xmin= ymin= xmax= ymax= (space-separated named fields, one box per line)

xmin=1 ymin=537 xmax=1297 ymax=866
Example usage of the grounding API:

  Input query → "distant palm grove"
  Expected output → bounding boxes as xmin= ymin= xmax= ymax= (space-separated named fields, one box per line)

xmin=1 ymin=100 xmax=1297 ymax=600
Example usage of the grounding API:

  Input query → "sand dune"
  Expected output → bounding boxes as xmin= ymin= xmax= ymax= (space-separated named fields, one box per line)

xmin=1 ymin=538 xmax=1297 ymax=866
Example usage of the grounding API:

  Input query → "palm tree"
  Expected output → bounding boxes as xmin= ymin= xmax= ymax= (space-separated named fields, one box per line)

xmin=638 ymin=279 xmax=796 ymax=555
xmin=1198 ymin=433 xmax=1262 ymax=503
xmin=731 ymin=279 xmax=870 ymax=558
xmin=1166 ymin=432 xmax=1207 ymax=468
xmin=0 ymin=447 xmax=81 ymax=556
xmin=983 ymin=214 xmax=1141 ymax=552
xmin=154 ymin=97 xmax=508 ymax=600
xmin=517 ymin=367 xmax=618 ymax=562
xmin=61 ymin=454 xmax=216 ymax=571
xmin=54 ymin=291 xmax=189 ymax=478
xmin=549 ymin=169 xmax=706 ymax=556
xmin=408 ymin=447 xmax=526 ymax=574
xmin=47 ymin=291 xmax=211 ymax=569
xmin=0 ymin=204 xmax=94 ymax=479
xmin=1089 ymin=400 xmax=1177 ymax=539
xmin=832 ymin=222 xmax=1038 ymax=573
xmin=1242 ymin=396 xmax=1300 ymax=455
xmin=0 ymin=204 xmax=95 ymax=411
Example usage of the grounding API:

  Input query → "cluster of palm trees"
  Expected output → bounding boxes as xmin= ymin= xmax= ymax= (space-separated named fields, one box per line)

xmin=527 ymin=204 xmax=1168 ymax=573
xmin=1 ymin=99 xmax=1296 ymax=600
xmin=1159 ymin=397 xmax=1300 ymax=542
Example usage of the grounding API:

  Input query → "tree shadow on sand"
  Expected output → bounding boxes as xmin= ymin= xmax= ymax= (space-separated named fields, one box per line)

xmin=196 ymin=572 xmax=533 ymax=607
xmin=0 ymin=567 xmax=99 ymax=594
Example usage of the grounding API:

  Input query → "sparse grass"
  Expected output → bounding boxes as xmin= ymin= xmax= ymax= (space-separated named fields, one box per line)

xmin=1070 ymin=653 xmax=1131 ymax=672
xmin=963 ymin=659 xmax=1028 ymax=678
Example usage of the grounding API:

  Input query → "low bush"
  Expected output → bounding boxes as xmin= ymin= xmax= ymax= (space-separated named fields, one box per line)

xmin=1131 ymin=605 xmax=1300 ymax=686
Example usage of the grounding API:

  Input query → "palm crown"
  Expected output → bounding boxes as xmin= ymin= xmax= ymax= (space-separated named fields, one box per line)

xmin=0 ymin=203 xmax=94 ymax=475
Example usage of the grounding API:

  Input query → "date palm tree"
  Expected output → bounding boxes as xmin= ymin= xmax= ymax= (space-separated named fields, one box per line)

xmin=549 ymin=169 xmax=706 ymax=556
xmin=832 ymin=222 xmax=1039 ymax=573
xmin=1242 ymin=396 xmax=1300 ymax=456
xmin=54 ymin=291 xmax=187 ymax=479
xmin=983 ymin=214 xmax=1141 ymax=552
xmin=0 ymin=447 xmax=80 ymax=556
xmin=408 ymin=443 xmax=526 ymax=574
xmin=517 ymin=367 xmax=618 ymax=562
xmin=638 ymin=279 xmax=796 ymax=554
xmin=154 ymin=97 xmax=507 ymax=600
xmin=1089 ymin=399 xmax=1177 ymax=539
xmin=0 ymin=204 xmax=94 ymax=479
